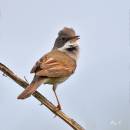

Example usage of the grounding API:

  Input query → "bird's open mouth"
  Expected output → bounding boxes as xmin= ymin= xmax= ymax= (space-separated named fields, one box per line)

xmin=69 ymin=35 xmax=80 ymax=41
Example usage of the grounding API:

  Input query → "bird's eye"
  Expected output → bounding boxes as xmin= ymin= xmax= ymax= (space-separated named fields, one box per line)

xmin=61 ymin=37 xmax=66 ymax=41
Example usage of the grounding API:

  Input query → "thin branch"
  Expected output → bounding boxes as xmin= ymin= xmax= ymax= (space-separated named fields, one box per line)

xmin=0 ymin=63 xmax=85 ymax=130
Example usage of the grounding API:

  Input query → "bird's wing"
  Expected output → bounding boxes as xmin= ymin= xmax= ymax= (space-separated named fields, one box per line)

xmin=30 ymin=58 xmax=43 ymax=73
xmin=30 ymin=50 xmax=76 ymax=77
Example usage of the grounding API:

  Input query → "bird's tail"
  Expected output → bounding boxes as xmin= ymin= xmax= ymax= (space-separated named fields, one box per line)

xmin=17 ymin=77 xmax=44 ymax=99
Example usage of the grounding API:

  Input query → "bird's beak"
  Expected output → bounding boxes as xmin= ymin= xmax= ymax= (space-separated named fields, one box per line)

xmin=68 ymin=35 xmax=80 ymax=47
xmin=69 ymin=35 xmax=80 ymax=41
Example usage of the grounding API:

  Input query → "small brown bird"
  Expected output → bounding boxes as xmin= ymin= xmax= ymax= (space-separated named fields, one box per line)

xmin=17 ymin=27 xmax=80 ymax=110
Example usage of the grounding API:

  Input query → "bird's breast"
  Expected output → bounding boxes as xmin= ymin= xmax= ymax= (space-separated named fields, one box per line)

xmin=43 ymin=77 xmax=69 ymax=85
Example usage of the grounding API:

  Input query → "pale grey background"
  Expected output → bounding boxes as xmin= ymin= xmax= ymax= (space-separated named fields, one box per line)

xmin=0 ymin=0 xmax=130 ymax=130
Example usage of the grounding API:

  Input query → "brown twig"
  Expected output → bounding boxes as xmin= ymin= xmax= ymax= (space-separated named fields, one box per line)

xmin=0 ymin=62 xmax=85 ymax=130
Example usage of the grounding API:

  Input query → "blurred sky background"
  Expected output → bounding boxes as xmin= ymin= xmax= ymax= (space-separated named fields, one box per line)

xmin=0 ymin=0 xmax=130 ymax=130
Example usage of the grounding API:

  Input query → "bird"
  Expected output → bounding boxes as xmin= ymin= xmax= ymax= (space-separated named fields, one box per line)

xmin=17 ymin=27 xmax=80 ymax=110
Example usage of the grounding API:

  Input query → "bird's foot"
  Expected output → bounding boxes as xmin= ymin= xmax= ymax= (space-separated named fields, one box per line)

xmin=40 ymin=103 xmax=43 ymax=106
xmin=56 ymin=104 xmax=61 ymax=111
xmin=53 ymin=105 xmax=62 ymax=118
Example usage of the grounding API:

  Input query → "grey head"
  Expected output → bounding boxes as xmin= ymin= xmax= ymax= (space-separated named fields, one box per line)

xmin=53 ymin=27 xmax=80 ymax=60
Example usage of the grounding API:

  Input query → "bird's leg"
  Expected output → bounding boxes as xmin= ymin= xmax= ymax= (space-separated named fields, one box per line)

xmin=53 ymin=84 xmax=61 ymax=110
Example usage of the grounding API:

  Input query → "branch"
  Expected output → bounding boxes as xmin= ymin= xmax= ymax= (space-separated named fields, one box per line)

xmin=0 ymin=63 xmax=85 ymax=130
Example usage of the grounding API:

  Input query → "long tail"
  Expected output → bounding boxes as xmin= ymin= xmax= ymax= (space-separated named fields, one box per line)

xmin=17 ymin=77 xmax=44 ymax=99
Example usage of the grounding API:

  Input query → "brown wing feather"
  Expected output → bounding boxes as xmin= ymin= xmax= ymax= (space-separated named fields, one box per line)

xmin=30 ymin=60 xmax=40 ymax=73
xmin=30 ymin=50 xmax=76 ymax=77
xmin=30 ymin=55 xmax=47 ymax=73
xmin=36 ymin=64 xmax=73 ymax=77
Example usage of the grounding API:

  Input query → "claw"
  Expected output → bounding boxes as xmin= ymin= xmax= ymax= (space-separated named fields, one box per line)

xmin=54 ymin=104 xmax=62 ymax=112
xmin=40 ymin=103 xmax=43 ymax=106
xmin=56 ymin=104 xmax=61 ymax=111
xmin=53 ymin=105 xmax=62 ymax=118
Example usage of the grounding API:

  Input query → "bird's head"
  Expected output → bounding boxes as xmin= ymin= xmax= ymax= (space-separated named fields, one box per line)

xmin=53 ymin=27 xmax=80 ymax=60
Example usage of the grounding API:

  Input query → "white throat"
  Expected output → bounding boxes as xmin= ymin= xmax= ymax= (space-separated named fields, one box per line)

xmin=58 ymin=41 xmax=79 ymax=61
